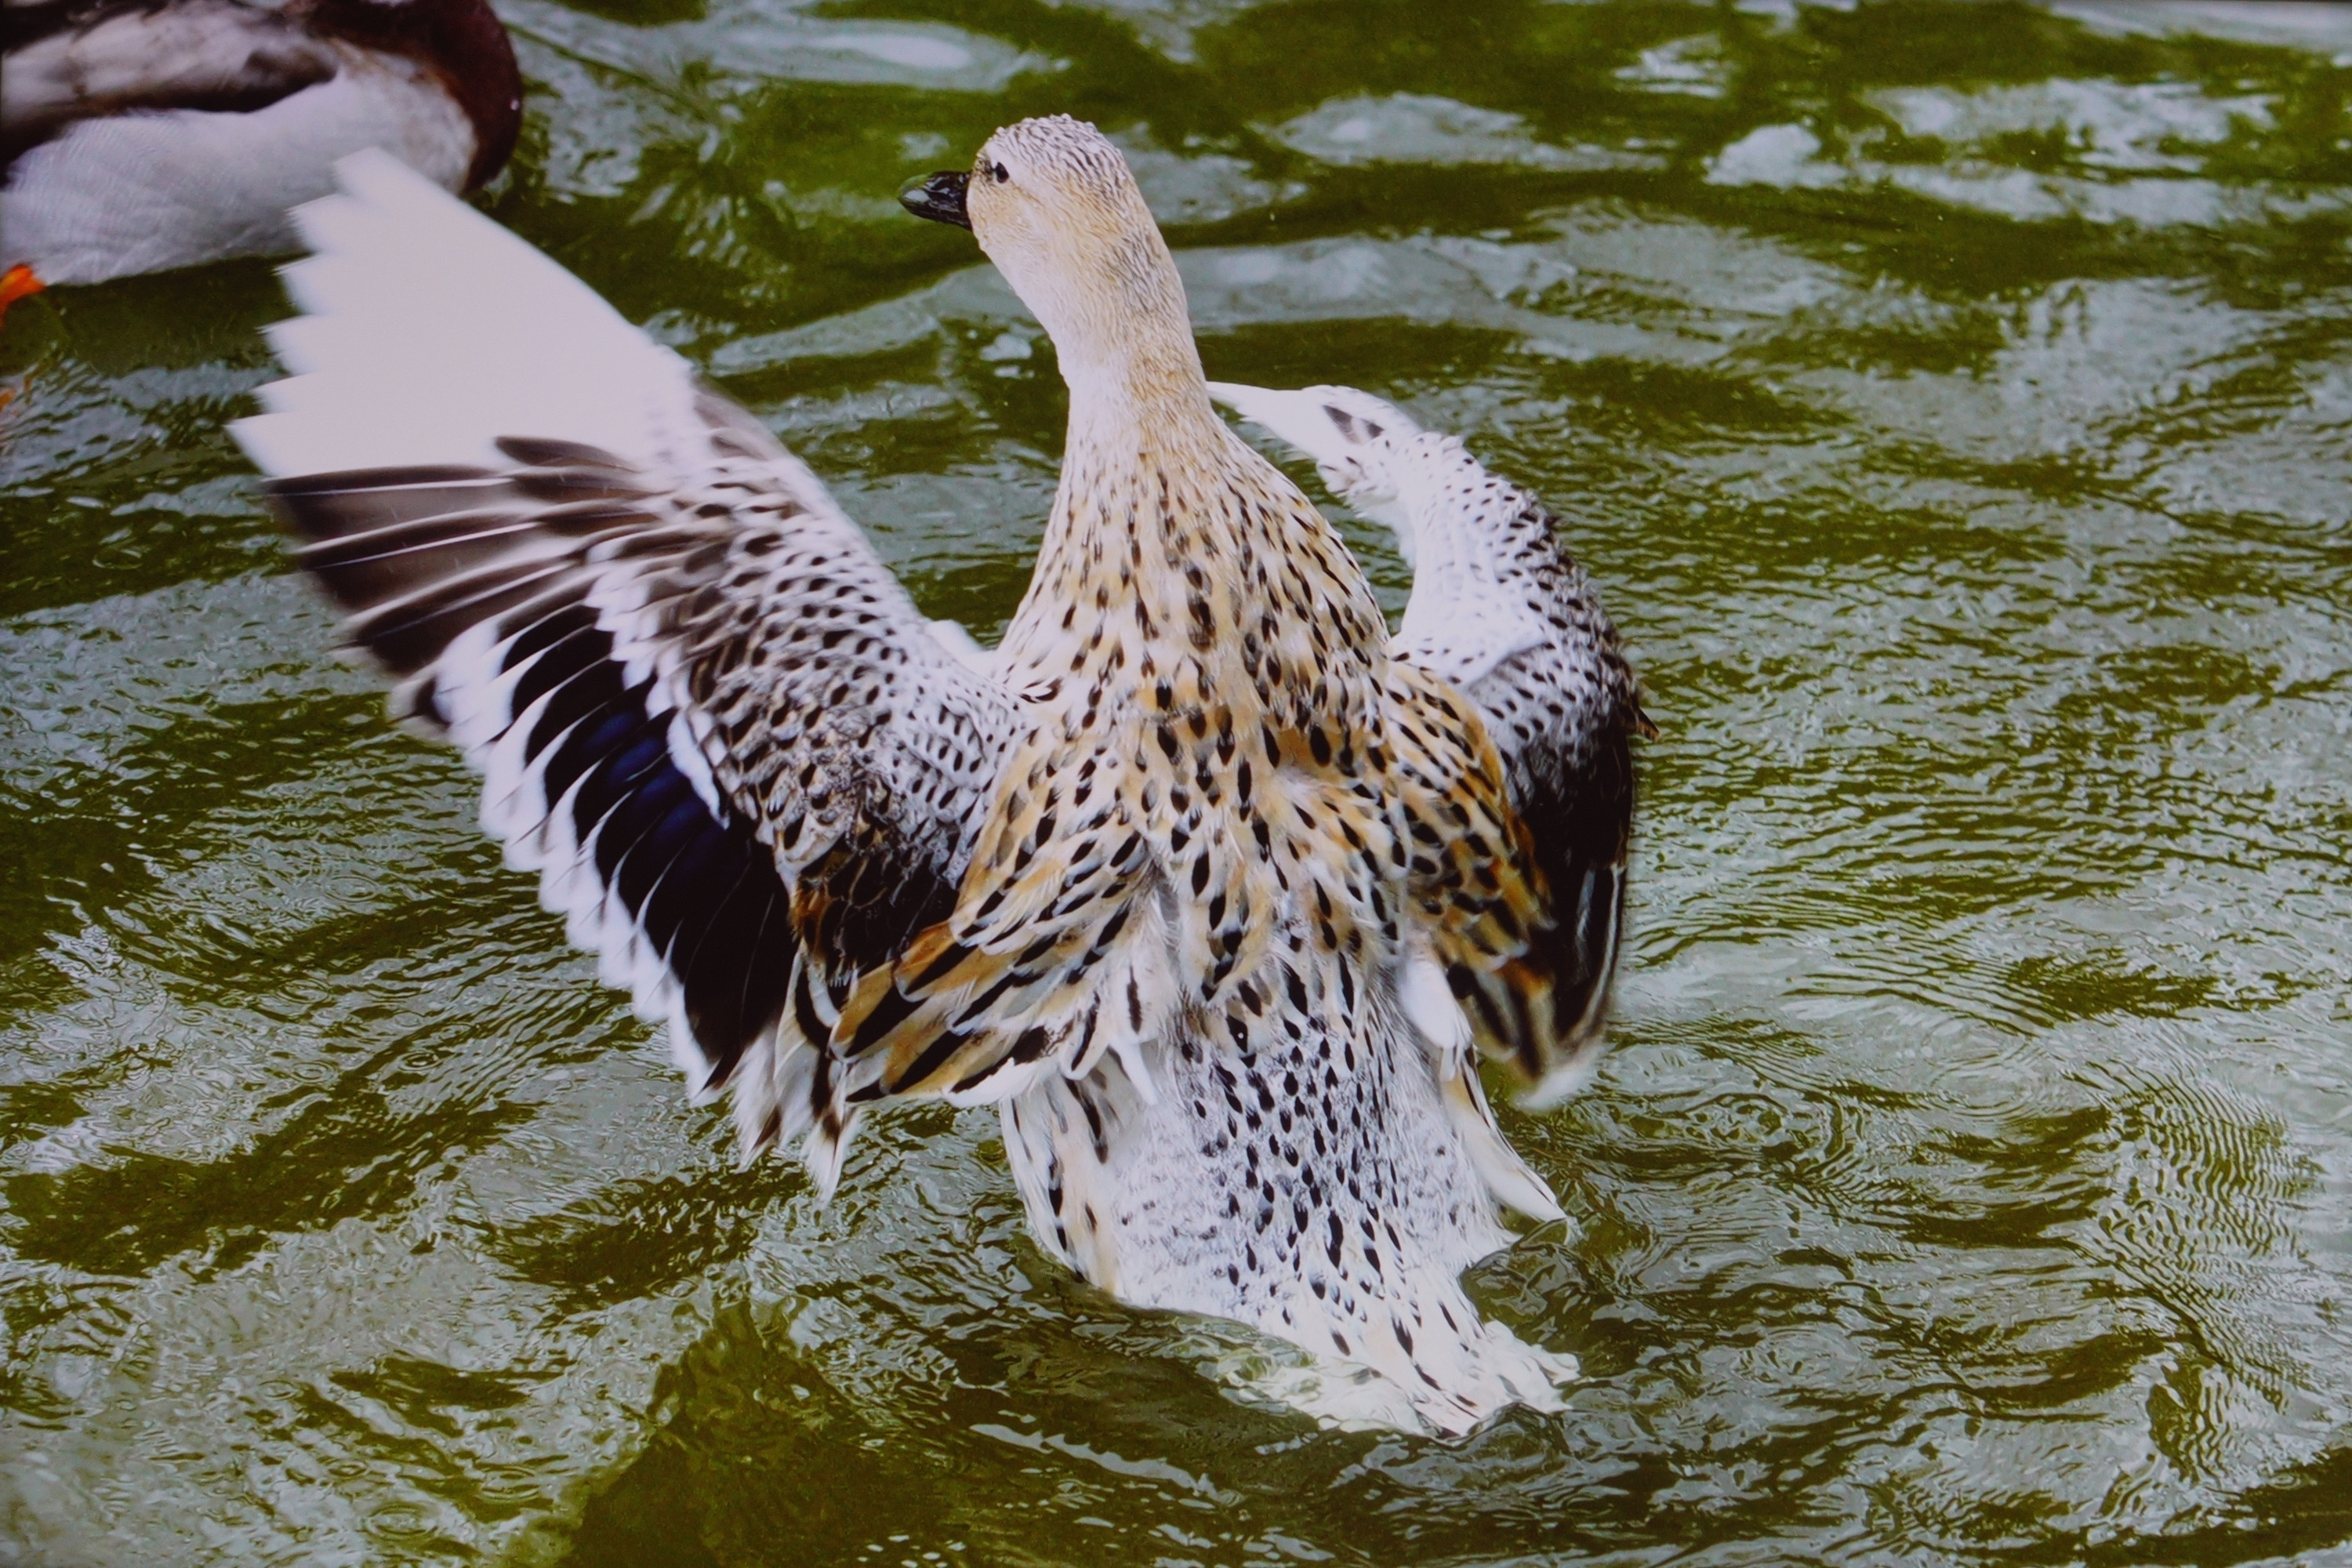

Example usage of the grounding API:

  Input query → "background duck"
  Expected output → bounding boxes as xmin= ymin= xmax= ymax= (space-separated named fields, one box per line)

xmin=0 ymin=0 xmax=520 ymax=298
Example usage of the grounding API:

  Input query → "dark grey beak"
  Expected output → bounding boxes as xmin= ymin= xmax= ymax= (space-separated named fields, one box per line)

xmin=901 ymin=171 xmax=971 ymax=230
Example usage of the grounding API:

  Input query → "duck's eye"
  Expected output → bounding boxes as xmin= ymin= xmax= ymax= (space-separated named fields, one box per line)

xmin=991 ymin=162 xmax=1010 ymax=183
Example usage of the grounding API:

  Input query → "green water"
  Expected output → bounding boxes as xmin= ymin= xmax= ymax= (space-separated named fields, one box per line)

xmin=5 ymin=0 xmax=2352 ymax=1561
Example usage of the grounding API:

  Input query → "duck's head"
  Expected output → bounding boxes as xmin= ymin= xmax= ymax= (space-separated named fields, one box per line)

xmin=904 ymin=117 xmax=1200 ymax=401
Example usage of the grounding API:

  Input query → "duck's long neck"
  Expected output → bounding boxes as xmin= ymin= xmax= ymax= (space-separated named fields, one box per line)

xmin=1033 ymin=223 xmax=1212 ymax=426
xmin=1000 ymin=368 xmax=1243 ymax=677
xmin=1000 ymin=347 xmax=1387 ymax=733
xmin=1058 ymin=341 xmax=1225 ymax=464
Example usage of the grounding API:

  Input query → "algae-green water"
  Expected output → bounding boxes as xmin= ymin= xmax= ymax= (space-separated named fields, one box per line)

xmin=5 ymin=2 xmax=2352 ymax=1563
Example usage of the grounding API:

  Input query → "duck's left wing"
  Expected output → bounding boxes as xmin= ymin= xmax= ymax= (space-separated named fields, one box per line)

xmin=1210 ymin=382 xmax=1649 ymax=1107
xmin=234 ymin=152 xmax=1022 ymax=1191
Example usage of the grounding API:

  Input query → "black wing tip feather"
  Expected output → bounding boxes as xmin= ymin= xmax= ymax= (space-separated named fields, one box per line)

xmin=496 ymin=436 xmax=635 ymax=471
xmin=270 ymin=464 xmax=498 ymax=504
xmin=1503 ymin=727 xmax=1637 ymax=1080
xmin=266 ymin=469 xmax=514 ymax=563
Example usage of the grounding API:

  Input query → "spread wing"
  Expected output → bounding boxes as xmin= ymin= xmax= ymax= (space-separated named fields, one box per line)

xmin=1209 ymin=382 xmax=1648 ymax=1105
xmin=1425 ymin=601 xmax=1640 ymax=1105
xmin=234 ymin=151 xmax=1023 ymax=1192
xmin=2 ymin=0 xmax=339 ymax=162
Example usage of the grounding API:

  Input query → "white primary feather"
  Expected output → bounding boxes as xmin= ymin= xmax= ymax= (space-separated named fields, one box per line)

xmin=1435 ymin=1048 xmax=1566 ymax=1225
xmin=2 ymin=56 xmax=471 ymax=286
xmin=1077 ymin=931 xmax=1176 ymax=1107
xmin=437 ymin=615 xmax=561 ymax=759
xmin=1203 ymin=380 xmax=1421 ymax=465
xmin=664 ymin=710 xmax=727 ymax=820
xmin=234 ymin=149 xmax=695 ymax=479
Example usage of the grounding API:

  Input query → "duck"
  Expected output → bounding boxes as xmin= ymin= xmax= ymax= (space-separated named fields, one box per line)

xmin=231 ymin=122 xmax=1646 ymax=1435
xmin=0 ymin=0 xmax=520 ymax=303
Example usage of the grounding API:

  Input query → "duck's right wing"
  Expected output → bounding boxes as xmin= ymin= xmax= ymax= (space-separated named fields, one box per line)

xmin=234 ymin=152 xmax=1024 ymax=1192
xmin=1210 ymin=382 xmax=1648 ymax=1107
